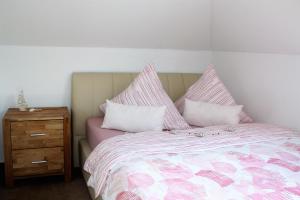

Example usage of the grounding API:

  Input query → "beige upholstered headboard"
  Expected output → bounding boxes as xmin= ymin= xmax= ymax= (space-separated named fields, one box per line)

xmin=71 ymin=72 xmax=200 ymax=166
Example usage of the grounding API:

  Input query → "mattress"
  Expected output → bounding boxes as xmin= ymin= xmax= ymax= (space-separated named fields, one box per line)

xmin=86 ymin=117 xmax=125 ymax=149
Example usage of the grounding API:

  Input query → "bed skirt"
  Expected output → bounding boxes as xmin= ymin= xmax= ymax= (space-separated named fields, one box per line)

xmin=79 ymin=139 xmax=102 ymax=200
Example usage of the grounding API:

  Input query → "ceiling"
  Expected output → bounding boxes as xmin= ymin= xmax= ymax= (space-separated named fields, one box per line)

xmin=1 ymin=0 xmax=300 ymax=54
xmin=0 ymin=0 xmax=211 ymax=50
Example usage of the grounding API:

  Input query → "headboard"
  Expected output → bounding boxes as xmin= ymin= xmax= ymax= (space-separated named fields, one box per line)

xmin=71 ymin=72 xmax=200 ymax=166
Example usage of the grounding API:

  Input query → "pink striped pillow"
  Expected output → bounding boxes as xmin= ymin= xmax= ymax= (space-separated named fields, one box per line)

xmin=100 ymin=65 xmax=190 ymax=130
xmin=175 ymin=65 xmax=253 ymax=123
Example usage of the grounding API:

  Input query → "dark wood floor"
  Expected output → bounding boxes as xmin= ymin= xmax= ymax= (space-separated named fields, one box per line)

xmin=0 ymin=167 xmax=91 ymax=200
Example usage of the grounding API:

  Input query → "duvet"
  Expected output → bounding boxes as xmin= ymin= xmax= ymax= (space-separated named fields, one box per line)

xmin=84 ymin=123 xmax=300 ymax=200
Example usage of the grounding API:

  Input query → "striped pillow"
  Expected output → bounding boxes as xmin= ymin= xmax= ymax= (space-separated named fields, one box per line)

xmin=175 ymin=65 xmax=253 ymax=123
xmin=100 ymin=65 xmax=190 ymax=130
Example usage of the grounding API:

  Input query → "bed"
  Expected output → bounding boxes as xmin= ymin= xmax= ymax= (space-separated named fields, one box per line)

xmin=72 ymin=72 xmax=300 ymax=200
xmin=72 ymin=72 xmax=200 ymax=200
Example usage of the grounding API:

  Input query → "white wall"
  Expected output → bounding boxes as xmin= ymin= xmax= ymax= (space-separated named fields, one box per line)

xmin=213 ymin=51 xmax=300 ymax=131
xmin=0 ymin=0 xmax=211 ymax=50
xmin=211 ymin=0 xmax=300 ymax=131
xmin=211 ymin=0 xmax=300 ymax=54
xmin=0 ymin=0 xmax=212 ymax=163
xmin=0 ymin=45 xmax=212 ymax=162
xmin=1 ymin=0 xmax=300 ymax=163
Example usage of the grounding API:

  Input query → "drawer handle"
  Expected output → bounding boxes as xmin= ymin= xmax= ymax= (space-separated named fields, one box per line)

xmin=30 ymin=133 xmax=46 ymax=137
xmin=31 ymin=160 xmax=48 ymax=164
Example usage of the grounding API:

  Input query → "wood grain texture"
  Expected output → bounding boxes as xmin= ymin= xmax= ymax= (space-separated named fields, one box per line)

xmin=3 ymin=118 xmax=13 ymax=187
xmin=63 ymin=115 xmax=72 ymax=182
xmin=11 ymin=120 xmax=63 ymax=150
xmin=12 ymin=147 xmax=64 ymax=177
xmin=4 ymin=107 xmax=69 ymax=121
xmin=2 ymin=107 xmax=72 ymax=186
xmin=11 ymin=120 xmax=64 ymax=131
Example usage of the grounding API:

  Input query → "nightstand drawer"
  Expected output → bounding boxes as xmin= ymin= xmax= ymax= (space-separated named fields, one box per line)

xmin=11 ymin=120 xmax=64 ymax=149
xmin=11 ymin=120 xmax=63 ymax=132
xmin=12 ymin=147 xmax=64 ymax=177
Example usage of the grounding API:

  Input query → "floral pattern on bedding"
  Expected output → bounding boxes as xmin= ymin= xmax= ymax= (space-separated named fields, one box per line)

xmin=84 ymin=124 xmax=300 ymax=200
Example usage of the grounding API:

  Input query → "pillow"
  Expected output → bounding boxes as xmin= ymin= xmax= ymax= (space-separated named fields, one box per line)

xmin=175 ymin=65 xmax=253 ymax=123
xmin=102 ymin=100 xmax=166 ymax=132
xmin=100 ymin=65 xmax=190 ymax=130
xmin=183 ymin=99 xmax=243 ymax=127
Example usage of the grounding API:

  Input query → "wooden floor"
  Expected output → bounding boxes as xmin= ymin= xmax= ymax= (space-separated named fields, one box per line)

xmin=0 ymin=169 xmax=91 ymax=200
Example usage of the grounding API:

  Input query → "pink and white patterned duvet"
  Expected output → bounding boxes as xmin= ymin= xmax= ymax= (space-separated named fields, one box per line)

xmin=84 ymin=123 xmax=300 ymax=200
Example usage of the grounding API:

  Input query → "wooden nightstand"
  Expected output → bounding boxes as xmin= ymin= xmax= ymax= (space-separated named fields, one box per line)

xmin=2 ymin=107 xmax=71 ymax=186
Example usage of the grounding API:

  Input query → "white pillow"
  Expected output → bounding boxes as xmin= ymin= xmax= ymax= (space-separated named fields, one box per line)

xmin=102 ymin=100 xmax=166 ymax=132
xmin=183 ymin=99 xmax=243 ymax=127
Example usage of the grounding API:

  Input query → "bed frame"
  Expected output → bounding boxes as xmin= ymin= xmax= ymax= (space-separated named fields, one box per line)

xmin=71 ymin=72 xmax=200 ymax=199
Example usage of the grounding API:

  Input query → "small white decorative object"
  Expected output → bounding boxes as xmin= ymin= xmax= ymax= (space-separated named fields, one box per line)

xmin=17 ymin=90 xmax=28 ymax=111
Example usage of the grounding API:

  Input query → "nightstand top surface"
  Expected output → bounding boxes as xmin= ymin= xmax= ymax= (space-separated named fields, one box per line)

xmin=3 ymin=107 xmax=69 ymax=121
